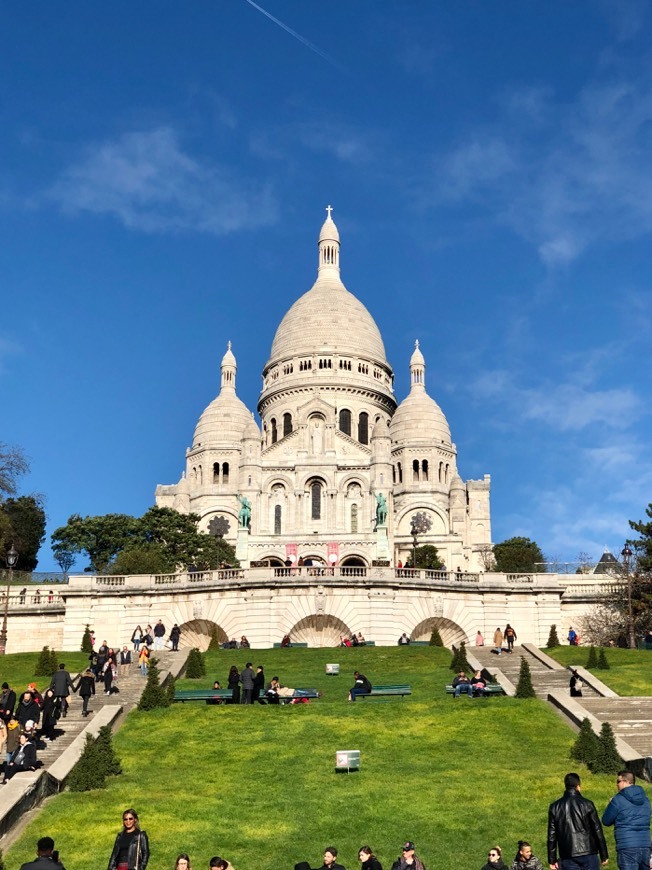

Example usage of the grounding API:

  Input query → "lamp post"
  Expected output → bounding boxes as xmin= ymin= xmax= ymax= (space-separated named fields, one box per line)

xmin=0 ymin=544 xmax=18 ymax=656
xmin=621 ymin=543 xmax=635 ymax=649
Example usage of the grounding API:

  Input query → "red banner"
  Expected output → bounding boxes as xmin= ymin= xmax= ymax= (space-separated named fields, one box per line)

xmin=327 ymin=542 xmax=339 ymax=565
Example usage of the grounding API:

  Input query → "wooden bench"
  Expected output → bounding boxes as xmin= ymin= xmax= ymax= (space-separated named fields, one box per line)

xmin=174 ymin=689 xmax=233 ymax=703
xmin=262 ymin=688 xmax=320 ymax=705
xmin=358 ymin=684 xmax=411 ymax=700
xmin=272 ymin=642 xmax=309 ymax=648
xmin=445 ymin=684 xmax=504 ymax=697
xmin=406 ymin=641 xmax=429 ymax=646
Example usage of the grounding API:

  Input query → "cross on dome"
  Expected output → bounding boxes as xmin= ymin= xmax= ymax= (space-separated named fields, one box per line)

xmin=326 ymin=204 xmax=333 ymax=219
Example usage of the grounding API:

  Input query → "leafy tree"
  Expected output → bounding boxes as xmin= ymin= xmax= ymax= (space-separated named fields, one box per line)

xmin=108 ymin=543 xmax=171 ymax=576
xmin=51 ymin=513 xmax=140 ymax=573
xmin=413 ymin=545 xmax=443 ymax=570
xmin=629 ymin=503 xmax=652 ymax=572
xmin=570 ymin=718 xmax=599 ymax=766
xmin=185 ymin=647 xmax=206 ymax=678
xmin=0 ymin=443 xmax=28 ymax=500
xmin=515 ymin=658 xmax=536 ymax=698
xmin=493 ymin=537 xmax=545 ymax=573
xmin=429 ymin=627 xmax=444 ymax=646
xmin=0 ymin=495 xmax=46 ymax=571
xmin=54 ymin=547 xmax=76 ymax=577
xmin=590 ymin=722 xmax=622 ymax=774
xmin=138 ymin=657 xmax=169 ymax=711
xmin=597 ymin=648 xmax=610 ymax=670
xmin=35 ymin=646 xmax=52 ymax=677
xmin=81 ymin=625 xmax=93 ymax=654
xmin=586 ymin=646 xmax=598 ymax=668
xmin=546 ymin=625 xmax=560 ymax=648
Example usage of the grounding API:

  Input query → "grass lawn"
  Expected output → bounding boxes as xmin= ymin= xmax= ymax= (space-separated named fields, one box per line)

xmin=5 ymin=647 xmax=636 ymax=870
xmin=546 ymin=645 xmax=652 ymax=695
xmin=0 ymin=651 xmax=89 ymax=694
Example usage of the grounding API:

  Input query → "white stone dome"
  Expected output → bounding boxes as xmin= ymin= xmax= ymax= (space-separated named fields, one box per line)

xmin=390 ymin=390 xmax=452 ymax=446
xmin=193 ymin=392 xmax=251 ymax=447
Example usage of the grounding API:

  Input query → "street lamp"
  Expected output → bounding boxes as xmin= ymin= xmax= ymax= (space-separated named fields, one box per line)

xmin=621 ymin=543 xmax=635 ymax=649
xmin=0 ymin=544 xmax=18 ymax=656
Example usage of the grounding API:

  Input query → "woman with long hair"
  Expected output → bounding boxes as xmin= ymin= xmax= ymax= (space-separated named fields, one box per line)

xmin=481 ymin=846 xmax=507 ymax=870
xmin=132 ymin=626 xmax=143 ymax=651
xmin=107 ymin=808 xmax=149 ymax=870
xmin=175 ymin=855 xmax=191 ymax=870
xmin=228 ymin=665 xmax=241 ymax=704
xmin=359 ymin=845 xmax=382 ymax=870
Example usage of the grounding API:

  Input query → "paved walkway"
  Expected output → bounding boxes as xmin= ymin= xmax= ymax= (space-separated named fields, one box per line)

xmin=472 ymin=646 xmax=599 ymax=699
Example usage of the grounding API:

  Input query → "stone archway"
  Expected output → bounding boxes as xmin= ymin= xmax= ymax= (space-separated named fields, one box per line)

xmin=340 ymin=556 xmax=367 ymax=567
xmin=410 ymin=617 xmax=467 ymax=647
xmin=179 ymin=619 xmax=228 ymax=651
xmin=288 ymin=614 xmax=353 ymax=648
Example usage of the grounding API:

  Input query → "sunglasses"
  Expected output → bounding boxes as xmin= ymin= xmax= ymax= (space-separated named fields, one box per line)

xmin=123 ymin=816 xmax=135 ymax=821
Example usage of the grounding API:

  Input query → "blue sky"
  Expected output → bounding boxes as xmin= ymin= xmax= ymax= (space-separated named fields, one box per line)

xmin=1 ymin=1 xmax=651 ymax=572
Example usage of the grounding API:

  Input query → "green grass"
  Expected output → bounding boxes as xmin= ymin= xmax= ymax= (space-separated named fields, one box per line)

xmin=5 ymin=647 xmax=637 ymax=870
xmin=0 ymin=651 xmax=89 ymax=694
xmin=547 ymin=645 xmax=652 ymax=695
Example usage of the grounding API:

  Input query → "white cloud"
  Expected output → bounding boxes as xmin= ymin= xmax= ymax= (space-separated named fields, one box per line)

xmin=251 ymin=120 xmax=376 ymax=166
xmin=49 ymin=127 xmax=276 ymax=235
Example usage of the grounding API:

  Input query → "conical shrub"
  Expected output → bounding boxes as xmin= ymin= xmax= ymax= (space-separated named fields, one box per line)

xmin=49 ymin=648 xmax=58 ymax=673
xmin=449 ymin=646 xmax=460 ymax=672
xmin=207 ymin=626 xmax=221 ymax=651
xmin=457 ymin=641 xmax=471 ymax=673
xmin=597 ymin=648 xmax=610 ymax=670
xmin=586 ymin=646 xmax=598 ymax=668
xmin=515 ymin=657 xmax=536 ymax=699
xmin=185 ymin=647 xmax=206 ymax=678
xmin=546 ymin=625 xmax=560 ymax=648
xmin=34 ymin=646 xmax=52 ymax=677
xmin=68 ymin=733 xmax=105 ymax=792
xmin=590 ymin=722 xmax=622 ymax=774
xmin=81 ymin=624 xmax=93 ymax=654
xmin=166 ymin=675 xmax=177 ymax=706
xmin=429 ymin=627 xmax=444 ymax=647
xmin=138 ymin=657 xmax=169 ymax=711
xmin=570 ymin=718 xmax=599 ymax=766
xmin=94 ymin=725 xmax=122 ymax=777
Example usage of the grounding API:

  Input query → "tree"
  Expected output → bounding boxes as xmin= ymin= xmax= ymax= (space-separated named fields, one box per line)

xmin=629 ymin=503 xmax=652 ymax=572
xmin=413 ymin=545 xmax=443 ymax=570
xmin=81 ymin=625 xmax=93 ymax=654
xmin=94 ymin=725 xmax=122 ymax=777
xmin=429 ymin=627 xmax=444 ymax=646
xmin=54 ymin=547 xmax=76 ymax=577
xmin=586 ymin=646 xmax=598 ymax=669
xmin=546 ymin=625 xmax=560 ymax=648
xmin=49 ymin=649 xmax=58 ymax=673
xmin=0 ymin=495 xmax=46 ymax=571
xmin=185 ymin=648 xmax=206 ymax=678
xmin=515 ymin=658 xmax=536 ymax=698
xmin=138 ymin=657 xmax=169 ymax=711
xmin=166 ymin=675 xmax=177 ymax=706
xmin=477 ymin=544 xmax=496 ymax=571
xmin=51 ymin=513 xmax=140 ymax=573
xmin=570 ymin=718 xmax=599 ymax=766
xmin=597 ymin=648 xmax=610 ymax=670
xmin=590 ymin=722 xmax=622 ymax=774
xmin=68 ymin=733 xmax=104 ymax=791
xmin=207 ymin=626 xmax=222 ymax=652
xmin=0 ymin=443 xmax=28 ymax=501
xmin=493 ymin=537 xmax=545 ymax=573
xmin=35 ymin=646 xmax=52 ymax=677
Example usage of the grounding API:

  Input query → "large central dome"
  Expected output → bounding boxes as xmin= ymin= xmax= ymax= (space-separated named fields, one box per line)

xmin=266 ymin=211 xmax=388 ymax=368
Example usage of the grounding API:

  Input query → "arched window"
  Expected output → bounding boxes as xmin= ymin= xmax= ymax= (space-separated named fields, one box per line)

xmin=358 ymin=411 xmax=369 ymax=444
xmin=392 ymin=465 xmax=396 ymax=484
xmin=422 ymin=460 xmax=428 ymax=482
xmin=351 ymin=503 xmax=358 ymax=533
xmin=271 ymin=418 xmax=277 ymax=444
xmin=283 ymin=413 xmax=292 ymax=437
xmin=445 ymin=463 xmax=450 ymax=484
xmin=339 ymin=408 xmax=351 ymax=436
xmin=413 ymin=459 xmax=420 ymax=482
xmin=197 ymin=465 xmax=203 ymax=484
xmin=213 ymin=463 xmax=220 ymax=484
xmin=397 ymin=462 xmax=403 ymax=483
xmin=439 ymin=462 xmax=443 ymax=483
xmin=274 ymin=504 xmax=282 ymax=535
xmin=311 ymin=481 xmax=322 ymax=520
xmin=222 ymin=462 xmax=229 ymax=484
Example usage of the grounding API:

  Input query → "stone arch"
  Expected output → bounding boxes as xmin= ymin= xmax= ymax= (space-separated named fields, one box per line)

xmin=287 ymin=613 xmax=353 ymax=648
xmin=410 ymin=616 xmax=467 ymax=647
xmin=178 ymin=619 xmax=228 ymax=651
xmin=264 ymin=473 xmax=293 ymax=493
xmin=340 ymin=554 xmax=368 ymax=567
xmin=258 ymin=555 xmax=285 ymax=566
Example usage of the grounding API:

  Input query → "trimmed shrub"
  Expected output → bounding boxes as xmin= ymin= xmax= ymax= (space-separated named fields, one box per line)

xmin=570 ymin=718 xmax=599 ymax=766
xmin=68 ymin=733 xmax=105 ymax=792
xmin=515 ymin=657 xmax=536 ymax=699
xmin=207 ymin=626 xmax=222 ymax=652
xmin=138 ymin=657 xmax=169 ymax=711
xmin=546 ymin=625 xmax=560 ymax=648
xmin=185 ymin=647 xmax=206 ymax=679
xmin=0 ymin=847 xmax=5 ymax=870
xmin=457 ymin=641 xmax=471 ymax=673
xmin=81 ymin=625 xmax=93 ymax=654
xmin=94 ymin=725 xmax=122 ymax=777
xmin=590 ymin=722 xmax=622 ymax=774
xmin=449 ymin=646 xmax=460 ymax=672
xmin=586 ymin=646 xmax=598 ymax=669
xmin=34 ymin=646 xmax=52 ymax=677
xmin=49 ymin=648 xmax=58 ymax=673
xmin=597 ymin=648 xmax=610 ymax=670
xmin=166 ymin=675 xmax=177 ymax=706
xmin=429 ymin=627 xmax=444 ymax=647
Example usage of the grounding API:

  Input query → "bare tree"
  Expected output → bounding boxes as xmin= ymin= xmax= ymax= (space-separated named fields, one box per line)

xmin=0 ymin=443 xmax=29 ymax=500
xmin=477 ymin=544 xmax=496 ymax=571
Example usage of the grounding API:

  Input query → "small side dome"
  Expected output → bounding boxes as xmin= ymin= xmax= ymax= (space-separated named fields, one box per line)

xmin=410 ymin=339 xmax=425 ymax=367
xmin=390 ymin=342 xmax=452 ymax=446
xmin=244 ymin=413 xmax=261 ymax=440
xmin=192 ymin=343 xmax=252 ymax=446
xmin=371 ymin=417 xmax=390 ymax=440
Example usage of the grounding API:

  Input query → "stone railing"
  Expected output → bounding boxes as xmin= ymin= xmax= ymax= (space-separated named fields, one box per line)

xmin=0 ymin=593 xmax=65 ymax=610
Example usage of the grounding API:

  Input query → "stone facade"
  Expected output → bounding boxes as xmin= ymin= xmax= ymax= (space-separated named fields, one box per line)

xmin=155 ymin=210 xmax=492 ymax=571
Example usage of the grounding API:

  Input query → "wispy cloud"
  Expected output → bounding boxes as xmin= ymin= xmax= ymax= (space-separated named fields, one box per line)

xmin=48 ymin=127 xmax=276 ymax=235
xmin=425 ymin=75 xmax=652 ymax=266
xmin=251 ymin=119 xmax=377 ymax=166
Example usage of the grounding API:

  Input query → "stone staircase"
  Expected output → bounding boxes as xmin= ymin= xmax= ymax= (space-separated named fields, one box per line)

xmin=579 ymin=697 xmax=652 ymax=758
xmin=471 ymin=646 xmax=600 ymax=699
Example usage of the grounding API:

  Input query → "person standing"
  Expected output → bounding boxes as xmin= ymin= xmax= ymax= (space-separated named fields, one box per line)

xmin=170 ymin=624 xmax=181 ymax=652
xmin=0 ymin=682 xmax=16 ymax=722
xmin=493 ymin=627 xmax=504 ymax=656
xmin=568 ymin=627 xmax=578 ymax=646
xmin=153 ymin=620 xmax=166 ymax=650
xmin=107 ymin=808 xmax=149 ymax=870
xmin=602 ymin=770 xmax=651 ymax=870
xmin=548 ymin=772 xmax=608 ymax=870
xmin=391 ymin=841 xmax=426 ymax=870
xmin=240 ymin=662 xmax=255 ymax=704
xmin=138 ymin=645 xmax=150 ymax=678
xmin=131 ymin=626 xmax=143 ymax=652
xmin=76 ymin=668 xmax=95 ymax=716
xmin=504 ymin=625 xmax=517 ymax=653
xmin=119 ymin=647 xmax=132 ymax=678
xmin=228 ymin=665 xmax=241 ymax=704
xmin=253 ymin=665 xmax=265 ymax=703
xmin=19 ymin=835 xmax=66 ymax=870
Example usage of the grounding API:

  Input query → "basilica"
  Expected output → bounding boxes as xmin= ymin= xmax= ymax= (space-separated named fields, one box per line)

xmin=155 ymin=210 xmax=492 ymax=571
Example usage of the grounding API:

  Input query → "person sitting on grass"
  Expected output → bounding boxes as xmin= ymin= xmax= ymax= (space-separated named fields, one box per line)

xmin=358 ymin=845 xmax=382 ymax=870
xmin=481 ymin=846 xmax=507 ymax=870
xmin=323 ymin=847 xmax=346 ymax=870
xmin=452 ymin=670 xmax=474 ymax=699
xmin=391 ymin=841 xmax=425 ymax=870
xmin=3 ymin=732 xmax=37 ymax=781
xmin=209 ymin=856 xmax=234 ymax=870
xmin=348 ymin=671 xmax=372 ymax=701
xmin=510 ymin=841 xmax=543 ymax=870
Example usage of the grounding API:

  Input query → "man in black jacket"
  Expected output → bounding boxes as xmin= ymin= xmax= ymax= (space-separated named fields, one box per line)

xmin=19 ymin=836 xmax=66 ymax=870
xmin=50 ymin=664 xmax=75 ymax=717
xmin=548 ymin=772 xmax=608 ymax=870
xmin=0 ymin=682 xmax=16 ymax=722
